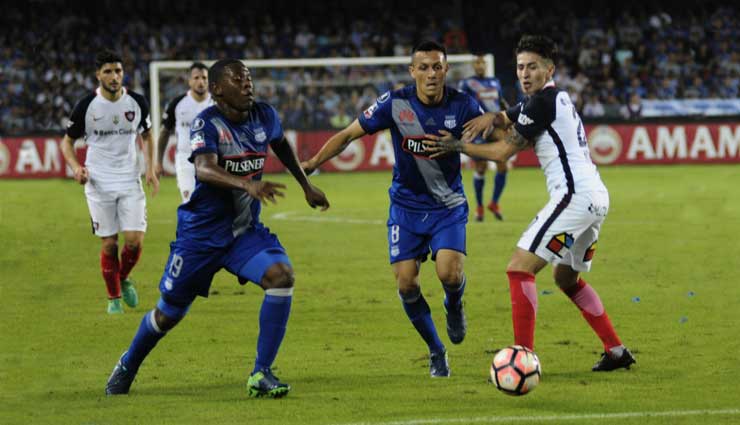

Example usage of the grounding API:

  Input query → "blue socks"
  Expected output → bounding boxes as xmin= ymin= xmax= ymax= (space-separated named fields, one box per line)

xmin=253 ymin=288 xmax=293 ymax=373
xmin=399 ymin=287 xmax=445 ymax=354
xmin=493 ymin=171 xmax=507 ymax=203
xmin=473 ymin=172 xmax=484 ymax=207
xmin=122 ymin=310 xmax=166 ymax=372
xmin=442 ymin=274 xmax=466 ymax=311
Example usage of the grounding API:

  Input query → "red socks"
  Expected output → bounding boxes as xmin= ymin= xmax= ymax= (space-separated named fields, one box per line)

xmin=506 ymin=271 xmax=538 ymax=350
xmin=563 ymin=278 xmax=622 ymax=351
xmin=119 ymin=245 xmax=141 ymax=281
xmin=101 ymin=250 xmax=121 ymax=299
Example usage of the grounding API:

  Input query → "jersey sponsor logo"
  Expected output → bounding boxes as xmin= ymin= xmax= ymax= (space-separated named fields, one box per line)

xmin=377 ymin=91 xmax=391 ymax=103
xmin=192 ymin=118 xmax=205 ymax=131
xmin=546 ymin=232 xmax=574 ymax=258
xmin=444 ymin=115 xmax=457 ymax=129
xmin=518 ymin=113 xmax=533 ymax=126
xmin=93 ymin=128 xmax=136 ymax=137
xmin=222 ymin=152 xmax=266 ymax=178
xmin=401 ymin=136 xmax=432 ymax=159
xmin=363 ymin=103 xmax=378 ymax=119
xmin=191 ymin=131 xmax=206 ymax=150
xmin=125 ymin=111 xmax=135 ymax=122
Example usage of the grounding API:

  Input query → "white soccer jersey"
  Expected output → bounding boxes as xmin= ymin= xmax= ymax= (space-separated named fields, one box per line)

xmin=162 ymin=91 xmax=213 ymax=156
xmin=506 ymin=81 xmax=606 ymax=197
xmin=66 ymin=88 xmax=151 ymax=192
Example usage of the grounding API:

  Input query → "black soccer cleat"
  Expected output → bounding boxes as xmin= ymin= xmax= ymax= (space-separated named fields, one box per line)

xmin=444 ymin=303 xmax=467 ymax=344
xmin=247 ymin=368 xmax=291 ymax=398
xmin=592 ymin=347 xmax=636 ymax=372
xmin=105 ymin=353 xmax=137 ymax=395
xmin=429 ymin=350 xmax=450 ymax=378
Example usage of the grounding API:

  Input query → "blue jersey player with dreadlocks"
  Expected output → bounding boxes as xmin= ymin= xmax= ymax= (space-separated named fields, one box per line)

xmin=106 ymin=58 xmax=330 ymax=398
xmin=302 ymin=41 xmax=483 ymax=378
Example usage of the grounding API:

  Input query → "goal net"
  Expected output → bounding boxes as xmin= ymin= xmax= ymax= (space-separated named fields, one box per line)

xmin=149 ymin=54 xmax=494 ymax=173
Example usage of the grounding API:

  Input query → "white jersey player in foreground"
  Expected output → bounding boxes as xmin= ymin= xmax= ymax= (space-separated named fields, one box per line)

xmin=424 ymin=35 xmax=635 ymax=372
xmin=61 ymin=50 xmax=159 ymax=315
xmin=156 ymin=62 xmax=213 ymax=202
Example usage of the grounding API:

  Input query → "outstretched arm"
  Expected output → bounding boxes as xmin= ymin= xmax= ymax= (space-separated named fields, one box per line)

xmin=424 ymin=127 xmax=532 ymax=163
xmin=461 ymin=111 xmax=512 ymax=143
xmin=301 ymin=119 xmax=366 ymax=174
xmin=271 ymin=137 xmax=330 ymax=210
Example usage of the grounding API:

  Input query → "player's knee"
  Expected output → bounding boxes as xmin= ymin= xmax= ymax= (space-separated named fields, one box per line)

xmin=100 ymin=238 xmax=118 ymax=255
xmin=261 ymin=263 xmax=294 ymax=289
xmin=495 ymin=160 xmax=508 ymax=172
xmin=396 ymin=275 xmax=420 ymax=293
xmin=553 ymin=267 xmax=578 ymax=289
xmin=437 ymin=269 xmax=463 ymax=286
xmin=154 ymin=307 xmax=182 ymax=332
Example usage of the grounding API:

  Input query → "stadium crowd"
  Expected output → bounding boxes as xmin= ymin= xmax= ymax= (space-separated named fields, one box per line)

xmin=1 ymin=1 xmax=737 ymax=135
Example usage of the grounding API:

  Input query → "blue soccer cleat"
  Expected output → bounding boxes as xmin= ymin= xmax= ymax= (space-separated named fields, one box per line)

xmin=429 ymin=350 xmax=450 ymax=378
xmin=444 ymin=302 xmax=467 ymax=344
xmin=105 ymin=353 xmax=137 ymax=395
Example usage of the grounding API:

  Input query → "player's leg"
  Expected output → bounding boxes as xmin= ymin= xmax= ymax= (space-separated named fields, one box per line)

xmin=118 ymin=186 xmax=147 ymax=308
xmin=86 ymin=185 xmax=123 ymax=312
xmin=506 ymin=249 xmax=548 ymax=350
xmin=394 ymin=259 xmax=449 ymax=377
xmin=106 ymin=242 xmax=220 ymax=395
xmin=472 ymin=159 xmax=487 ymax=221
xmin=489 ymin=160 xmax=508 ymax=221
xmin=175 ymin=155 xmax=196 ymax=203
xmin=225 ymin=228 xmax=293 ymax=397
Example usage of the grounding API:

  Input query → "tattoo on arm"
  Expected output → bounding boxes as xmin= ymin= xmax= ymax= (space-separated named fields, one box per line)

xmin=505 ymin=129 xmax=533 ymax=150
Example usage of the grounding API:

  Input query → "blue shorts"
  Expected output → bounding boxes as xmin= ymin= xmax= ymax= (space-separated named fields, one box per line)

xmin=158 ymin=226 xmax=291 ymax=306
xmin=387 ymin=203 xmax=468 ymax=264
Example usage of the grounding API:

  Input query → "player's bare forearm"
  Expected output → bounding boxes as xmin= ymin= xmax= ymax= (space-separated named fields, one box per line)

xmin=60 ymin=135 xmax=81 ymax=170
xmin=142 ymin=131 xmax=156 ymax=170
xmin=194 ymin=153 xmax=248 ymax=191
xmin=461 ymin=141 xmax=516 ymax=162
xmin=157 ymin=128 xmax=171 ymax=165
xmin=307 ymin=119 xmax=366 ymax=169
xmin=271 ymin=137 xmax=310 ymax=189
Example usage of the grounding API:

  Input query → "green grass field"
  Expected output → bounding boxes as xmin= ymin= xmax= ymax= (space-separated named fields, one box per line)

xmin=2 ymin=165 xmax=739 ymax=425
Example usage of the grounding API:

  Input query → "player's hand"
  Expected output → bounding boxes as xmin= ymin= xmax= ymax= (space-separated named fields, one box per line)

xmin=154 ymin=162 xmax=164 ymax=178
xmin=245 ymin=180 xmax=286 ymax=205
xmin=146 ymin=168 xmax=160 ymax=197
xmin=300 ymin=158 xmax=318 ymax=175
xmin=303 ymin=183 xmax=330 ymax=211
xmin=73 ymin=166 xmax=89 ymax=185
xmin=462 ymin=112 xmax=496 ymax=142
xmin=423 ymin=130 xmax=464 ymax=159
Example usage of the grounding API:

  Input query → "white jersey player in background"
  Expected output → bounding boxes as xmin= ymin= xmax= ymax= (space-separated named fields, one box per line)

xmin=425 ymin=35 xmax=636 ymax=372
xmin=156 ymin=62 xmax=213 ymax=202
xmin=61 ymin=50 xmax=159 ymax=315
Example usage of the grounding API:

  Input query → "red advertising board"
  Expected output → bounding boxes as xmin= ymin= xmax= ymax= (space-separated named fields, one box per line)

xmin=2 ymin=122 xmax=738 ymax=178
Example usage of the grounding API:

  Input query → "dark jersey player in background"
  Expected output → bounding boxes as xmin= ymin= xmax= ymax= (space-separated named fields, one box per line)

xmin=106 ymin=59 xmax=330 ymax=398
xmin=458 ymin=55 xmax=510 ymax=221
xmin=302 ymin=41 xmax=483 ymax=378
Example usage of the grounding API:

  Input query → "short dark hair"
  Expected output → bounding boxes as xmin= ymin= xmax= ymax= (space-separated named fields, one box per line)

xmin=95 ymin=50 xmax=123 ymax=69
xmin=209 ymin=58 xmax=243 ymax=87
xmin=189 ymin=62 xmax=208 ymax=73
xmin=411 ymin=40 xmax=447 ymax=59
xmin=516 ymin=35 xmax=558 ymax=64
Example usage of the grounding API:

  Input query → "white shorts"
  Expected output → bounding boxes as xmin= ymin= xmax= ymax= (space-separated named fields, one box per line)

xmin=517 ymin=190 xmax=609 ymax=272
xmin=175 ymin=153 xmax=196 ymax=203
xmin=85 ymin=183 xmax=147 ymax=237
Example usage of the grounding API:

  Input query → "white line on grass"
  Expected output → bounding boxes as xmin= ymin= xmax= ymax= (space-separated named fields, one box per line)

xmin=270 ymin=211 xmax=384 ymax=225
xmin=329 ymin=408 xmax=740 ymax=425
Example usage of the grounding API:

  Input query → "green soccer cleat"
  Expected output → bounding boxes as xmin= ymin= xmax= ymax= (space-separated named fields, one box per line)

xmin=107 ymin=298 xmax=124 ymax=314
xmin=247 ymin=368 xmax=291 ymax=398
xmin=121 ymin=278 xmax=139 ymax=308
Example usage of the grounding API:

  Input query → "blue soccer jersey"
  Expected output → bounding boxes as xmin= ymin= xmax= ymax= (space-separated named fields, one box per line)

xmin=458 ymin=76 xmax=505 ymax=113
xmin=175 ymin=102 xmax=283 ymax=249
xmin=358 ymin=85 xmax=483 ymax=211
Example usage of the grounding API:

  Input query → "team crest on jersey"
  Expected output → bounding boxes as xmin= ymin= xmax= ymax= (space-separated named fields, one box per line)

xmin=192 ymin=118 xmax=205 ymax=131
xmin=583 ymin=241 xmax=598 ymax=262
xmin=113 ymin=115 xmax=119 ymax=125
xmin=125 ymin=111 xmax=135 ymax=122
xmin=546 ymin=232 xmax=574 ymax=258
xmin=444 ymin=115 xmax=456 ymax=129
xmin=254 ymin=128 xmax=267 ymax=143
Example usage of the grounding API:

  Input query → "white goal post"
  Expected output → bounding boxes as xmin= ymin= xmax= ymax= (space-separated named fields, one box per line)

xmin=148 ymin=54 xmax=494 ymax=141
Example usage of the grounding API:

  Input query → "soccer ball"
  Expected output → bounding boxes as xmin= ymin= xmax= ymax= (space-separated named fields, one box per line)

xmin=490 ymin=345 xmax=542 ymax=396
